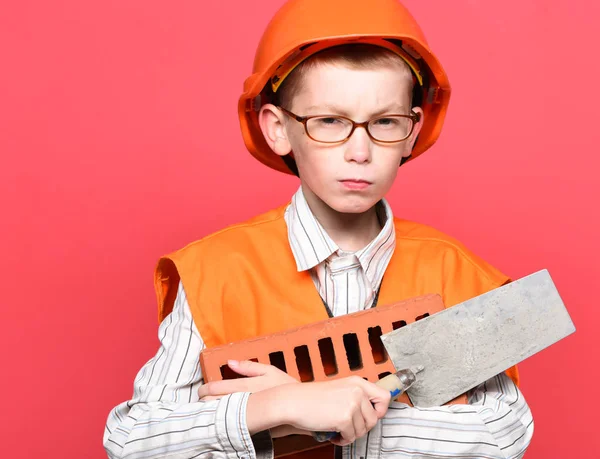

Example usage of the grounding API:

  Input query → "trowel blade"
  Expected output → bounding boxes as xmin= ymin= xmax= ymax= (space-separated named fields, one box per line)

xmin=380 ymin=269 xmax=575 ymax=407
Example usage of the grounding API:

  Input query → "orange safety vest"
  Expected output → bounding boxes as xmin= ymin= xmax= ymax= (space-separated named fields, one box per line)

xmin=154 ymin=204 xmax=519 ymax=458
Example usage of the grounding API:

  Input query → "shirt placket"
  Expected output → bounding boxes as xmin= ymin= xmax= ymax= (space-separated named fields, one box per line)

xmin=328 ymin=253 xmax=361 ymax=316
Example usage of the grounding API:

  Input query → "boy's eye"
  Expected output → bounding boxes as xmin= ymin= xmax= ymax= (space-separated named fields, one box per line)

xmin=373 ymin=117 xmax=399 ymax=126
xmin=316 ymin=117 xmax=344 ymax=126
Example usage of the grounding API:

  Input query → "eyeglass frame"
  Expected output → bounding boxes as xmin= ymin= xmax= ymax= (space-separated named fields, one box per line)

xmin=277 ymin=106 xmax=421 ymax=144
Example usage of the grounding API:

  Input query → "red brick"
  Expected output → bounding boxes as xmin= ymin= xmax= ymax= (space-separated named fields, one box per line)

xmin=200 ymin=294 xmax=467 ymax=456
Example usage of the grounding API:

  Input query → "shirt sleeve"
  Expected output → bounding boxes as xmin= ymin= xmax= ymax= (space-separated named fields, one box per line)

xmin=103 ymin=282 xmax=273 ymax=459
xmin=358 ymin=372 xmax=533 ymax=459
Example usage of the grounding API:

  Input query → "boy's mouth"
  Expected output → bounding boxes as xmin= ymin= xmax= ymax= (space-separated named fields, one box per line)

xmin=339 ymin=179 xmax=372 ymax=190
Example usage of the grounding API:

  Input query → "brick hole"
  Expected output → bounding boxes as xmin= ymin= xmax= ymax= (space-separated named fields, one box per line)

xmin=318 ymin=337 xmax=338 ymax=376
xmin=378 ymin=371 xmax=392 ymax=379
xmin=343 ymin=333 xmax=363 ymax=370
xmin=415 ymin=313 xmax=430 ymax=321
xmin=368 ymin=326 xmax=387 ymax=364
xmin=220 ymin=358 xmax=259 ymax=380
xmin=392 ymin=320 xmax=407 ymax=330
xmin=220 ymin=363 xmax=244 ymax=380
xmin=294 ymin=345 xmax=315 ymax=382
xmin=269 ymin=351 xmax=287 ymax=373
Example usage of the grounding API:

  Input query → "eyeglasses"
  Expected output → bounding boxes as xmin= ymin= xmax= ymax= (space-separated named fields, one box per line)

xmin=278 ymin=106 xmax=420 ymax=144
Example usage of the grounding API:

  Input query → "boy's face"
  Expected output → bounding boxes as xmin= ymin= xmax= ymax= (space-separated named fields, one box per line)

xmin=260 ymin=62 xmax=423 ymax=216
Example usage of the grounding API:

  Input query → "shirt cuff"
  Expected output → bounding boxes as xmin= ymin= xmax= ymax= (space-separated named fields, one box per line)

xmin=215 ymin=392 xmax=273 ymax=459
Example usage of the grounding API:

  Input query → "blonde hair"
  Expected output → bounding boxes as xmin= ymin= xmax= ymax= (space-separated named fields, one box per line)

xmin=273 ymin=44 xmax=415 ymax=110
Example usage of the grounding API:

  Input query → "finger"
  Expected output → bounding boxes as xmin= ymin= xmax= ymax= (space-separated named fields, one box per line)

xmin=353 ymin=377 xmax=391 ymax=418
xmin=329 ymin=435 xmax=345 ymax=447
xmin=336 ymin=427 xmax=355 ymax=447
xmin=361 ymin=396 xmax=378 ymax=433
xmin=354 ymin=400 xmax=369 ymax=440
xmin=198 ymin=378 xmax=251 ymax=398
xmin=339 ymin=410 xmax=363 ymax=446
xmin=227 ymin=360 xmax=273 ymax=378
xmin=370 ymin=389 xmax=392 ymax=418
xmin=335 ymin=393 xmax=359 ymax=446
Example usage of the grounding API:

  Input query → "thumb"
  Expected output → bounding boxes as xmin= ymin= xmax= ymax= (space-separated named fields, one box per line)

xmin=228 ymin=359 xmax=270 ymax=377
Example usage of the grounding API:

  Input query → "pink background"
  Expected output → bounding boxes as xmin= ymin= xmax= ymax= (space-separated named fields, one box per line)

xmin=1 ymin=0 xmax=598 ymax=457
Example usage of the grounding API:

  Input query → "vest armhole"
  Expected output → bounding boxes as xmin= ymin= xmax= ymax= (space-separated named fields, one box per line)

xmin=154 ymin=257 xmax=181 ymax=323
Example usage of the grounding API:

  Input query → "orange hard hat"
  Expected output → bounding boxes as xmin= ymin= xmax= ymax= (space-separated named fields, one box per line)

xmin=238 ymin=0 xmax=451 ymax=174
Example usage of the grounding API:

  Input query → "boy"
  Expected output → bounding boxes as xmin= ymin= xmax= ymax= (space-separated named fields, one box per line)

xmin=104 ymin=0 xmax=534 ymax=458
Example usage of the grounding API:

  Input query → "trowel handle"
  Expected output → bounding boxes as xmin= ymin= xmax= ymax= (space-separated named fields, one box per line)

xmin=312 ymin=369 xmax=417 ymax=443
xmin=376 ymin=370 xmax=417 ymax=400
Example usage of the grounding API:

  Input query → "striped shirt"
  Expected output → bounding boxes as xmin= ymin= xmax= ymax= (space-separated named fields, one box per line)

xmin=104 ymin=186 xmax=534 ymax=459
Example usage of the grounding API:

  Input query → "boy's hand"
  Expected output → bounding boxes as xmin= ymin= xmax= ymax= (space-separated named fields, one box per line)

xmin=198 ymin=360 xmax=298 ymax=400
xmin=247 ymin=376 xmax=391 ymax=446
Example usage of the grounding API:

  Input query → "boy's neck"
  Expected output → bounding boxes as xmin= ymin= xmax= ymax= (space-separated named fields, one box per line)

xmin=302 ymin=188 xmax=383 ymax=253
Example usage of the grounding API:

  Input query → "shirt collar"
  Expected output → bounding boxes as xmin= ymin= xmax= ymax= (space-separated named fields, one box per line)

xmin=284 ymin=187 xmax=338 ymax=271
xmin=284 ymin=186 xmax=396 ymax=280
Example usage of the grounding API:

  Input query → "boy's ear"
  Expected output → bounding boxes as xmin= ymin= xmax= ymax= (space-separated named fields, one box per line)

xmin=258 ymin=104 xmax=293 ymax=157
xmin=403 ymin=106 xmax=425 ymax=158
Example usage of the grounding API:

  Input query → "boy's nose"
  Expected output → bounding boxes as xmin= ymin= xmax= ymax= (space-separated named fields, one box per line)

xmin=344 ymin=126 xmax=372 ymax=164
